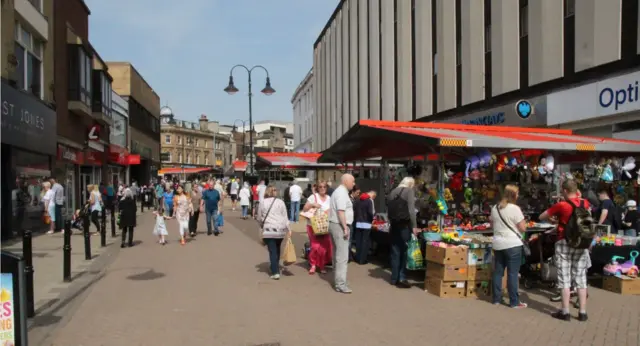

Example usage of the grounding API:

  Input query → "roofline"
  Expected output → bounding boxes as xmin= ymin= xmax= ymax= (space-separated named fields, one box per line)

xmin=291 ymin=68 xmax=313 ymax=103
xmin=313 ymin=0 xmax=346 ymax=49
xmin=89 ymin=43 xmax=113 ymax=82
xmin=105 ymin=61 xmax=160 ymax=101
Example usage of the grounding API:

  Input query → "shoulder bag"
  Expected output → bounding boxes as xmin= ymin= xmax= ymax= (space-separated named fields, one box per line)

xmin=258 ymin=198 xmax=277 ymax=245
xmin=495 ymin=205 xmax=531 ymax=257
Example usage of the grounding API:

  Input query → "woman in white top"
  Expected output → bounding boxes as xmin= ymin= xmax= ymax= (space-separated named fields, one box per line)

xmin=258 ymin=186 xmax=291 ymax=280
xmin=490 ymin=184 xmax=527 ymax=309
xmin=302 ymin=180 xmax=332 ymax=274
xmin=42 ymin=182 xmax=55 ymax=234
xmin=88 ymin=184 xmax=103 ymax=235
xmin=239 ymin=182 xmax=251 ymax=219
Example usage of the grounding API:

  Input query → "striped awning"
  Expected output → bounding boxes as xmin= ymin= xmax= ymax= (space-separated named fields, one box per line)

xmin=255 ymin=152 xmax=386 ymax=169
xmin=319 ymin=120 xmax=640 ymax=162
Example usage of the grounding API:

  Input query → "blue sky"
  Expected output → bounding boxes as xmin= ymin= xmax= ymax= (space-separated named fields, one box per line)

xmin=85 ymin=0 xmax=338 ymax=125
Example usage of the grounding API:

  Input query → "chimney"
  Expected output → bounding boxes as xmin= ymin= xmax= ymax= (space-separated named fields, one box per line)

xmin=199 ymin=114 xmax=208 ymax=131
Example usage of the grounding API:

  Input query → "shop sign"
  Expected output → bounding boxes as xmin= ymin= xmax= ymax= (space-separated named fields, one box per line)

xmin=127 ymin=154 xmax=141 ymax=165
xmin=442 ymin=95 xmax=547 ymax=127
xmin=1 ymin=80 xmax=57 ymax=155
xmin=547 ymin=70 xmax=640 ymax=126
xmin=84 ymin=151 xmax=103 ymax=165
xmin=88 ymin=124 xmax=100 ymax=141
xmin=0 ymin=273 xmax=15 ymax=344
xmin=57 ymin=145 xmax=84 ymax=164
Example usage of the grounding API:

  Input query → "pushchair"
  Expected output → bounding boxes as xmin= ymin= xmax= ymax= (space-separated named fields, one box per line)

xmin=71 ymin=204 xmax=90 ymax=231
xmin=520 ymin=230 xmax=558 ymax=289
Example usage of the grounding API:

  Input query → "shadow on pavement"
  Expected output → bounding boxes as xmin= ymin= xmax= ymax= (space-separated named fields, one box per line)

xmin=126 ymin=269 xmax=165 ymax=281
xmin=255 ymin=262 xmax=271 ymax=275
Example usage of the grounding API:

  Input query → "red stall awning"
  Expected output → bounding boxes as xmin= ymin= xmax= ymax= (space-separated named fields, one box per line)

xmin=256 ymin=152 xmax=385 ymax=169
xmin=319 ymin=120 xmax=640 ymax=162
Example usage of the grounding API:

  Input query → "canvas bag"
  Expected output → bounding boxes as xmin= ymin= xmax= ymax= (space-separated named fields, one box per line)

xmin=281 ymin=237 xmax=297 ymax=264
xmin=302 ymin=194 xmax=329 ymax=236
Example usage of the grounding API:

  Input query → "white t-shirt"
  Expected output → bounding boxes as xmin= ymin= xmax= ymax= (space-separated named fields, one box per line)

xmin=491 ymin=203 xmax=525 ymax=251
xmin=42 ymin=189 xmax=54 ymax=204
xmin=257 ymin=184 xmax=266 ymax=203
xmin=306 ymin=194 xmax=331 ymax=225
xmin=289 ymin=185 xmax=302 ymax=202
xmin=329 ymin=185 xmax=353 ymax=225
xmin=230 ymin=182 xmax=239 ymax=195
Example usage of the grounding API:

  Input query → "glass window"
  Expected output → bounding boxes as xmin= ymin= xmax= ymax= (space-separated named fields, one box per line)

xmin=165 ymin=135 xmax=171 ymax=144
xmin=27 ymin=53 xmax=41 ymax=96
xmin=186 ymin=154 xmax=190 ymax=164
xmin=484 ymin=25 xmax=491 ymax=53
xmin=20 ymin=27 xmax=31 ymax=49
xmin=519 ymin=4 xmax=528 ymax=37
xmin=195 ymin=138 xmax=199 ymax=147
xmin=14 ymin=43 xmax=25 ymax=90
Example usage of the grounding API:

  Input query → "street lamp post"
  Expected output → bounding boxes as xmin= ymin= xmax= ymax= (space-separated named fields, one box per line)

xmin=224 ymin=65 xmax=275 ymax=175
xmin=232 ymin=119 xmax=248 ymax=158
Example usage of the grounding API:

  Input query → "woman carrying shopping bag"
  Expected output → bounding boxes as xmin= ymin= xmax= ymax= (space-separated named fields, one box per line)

xmin=301 ymin=180 xmax=333 ymax=274
xmin=258 ymin=186 xmax=291 ymax=280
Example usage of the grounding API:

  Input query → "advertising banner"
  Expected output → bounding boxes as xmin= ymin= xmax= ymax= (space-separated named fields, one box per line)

xmin=0 ymin=274 xmax=15 ymax=345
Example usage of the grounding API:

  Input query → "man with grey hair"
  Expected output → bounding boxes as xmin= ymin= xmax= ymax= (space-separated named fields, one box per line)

xmin=387 ymin=176 xmax=420 ymax=289
xmin=329 ymin=173 xmax=356 ymax=293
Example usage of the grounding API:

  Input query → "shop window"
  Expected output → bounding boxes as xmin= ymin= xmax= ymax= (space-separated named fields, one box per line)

xmin=10 ymin=148 xmax=51 ymax=233
xmin=14 ymin=23 xmax=43 ymax=99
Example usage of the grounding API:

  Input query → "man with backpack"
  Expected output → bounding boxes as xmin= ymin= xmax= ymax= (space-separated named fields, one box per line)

xmin=539 ymin=180 xmax=593 ymax=322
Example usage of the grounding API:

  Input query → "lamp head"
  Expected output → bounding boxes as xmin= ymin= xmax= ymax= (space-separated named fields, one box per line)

xmin=261 ymin=77 xmax=275 ymax=96
xmin=224 ymin=76 xmax=239 ymax=95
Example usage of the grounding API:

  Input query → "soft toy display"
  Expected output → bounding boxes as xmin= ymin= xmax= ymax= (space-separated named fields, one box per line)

xmin=601 ymin=159 xmax=614 ymax=182
xmin=443 ymin=169 xmax=454 ymax=183
xmin=449 ymin=172 xmax=464 ymax=191
xmin=478 ymin=150 xmax=493 ymax=168
xmin=621 ymin=157 xmax=636 ymax=180
xmin=464 ymin=187 xmax=474 ymax=204
xmin=444 ymin=188 xmax=454 ymax=202
xmin=496 ymin=155 xmax=508 ymax=172
xmin=464 ymin=155 xmax=480 ymax=180
xmin=543 ymin=154 xmax=555 ymax=174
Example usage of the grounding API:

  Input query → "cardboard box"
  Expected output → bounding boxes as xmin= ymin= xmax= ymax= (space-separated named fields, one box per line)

xmin=425 ymin=244 xmax=468 ymax=265
xmin=426 ymin=262 xmax=468 ymax=281
xmin=602 ymin=275 xmax=640 ymax=295
xmin=467 ymin=248 xmax=492 ymax=266
xmin=466 ymin=280 xmax=492 ymax=298
xmin=468 ymin=264 xmax=492 ymax=281
xmin=425 ymin=278 xmax=466 ymax=298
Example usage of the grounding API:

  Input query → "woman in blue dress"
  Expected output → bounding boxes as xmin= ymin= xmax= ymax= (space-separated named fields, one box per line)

xmin=162 ymin=184 xmax=175 ymax=217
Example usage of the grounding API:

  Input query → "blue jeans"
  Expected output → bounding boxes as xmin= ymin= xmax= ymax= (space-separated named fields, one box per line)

xmin=289 ymin=201 xmax=300 ymax=222
xmin=264 ymin=238 xmax=283 ymax=275
xmin=492 ymin=246 xmax=522 ymax=306
xmin=241 ymin=205 xmax=249 ymax=218
xmin=390 ymin=224 xmax=411 ymax=283
xmin=205 ymin=209 xmax=219 ymax=234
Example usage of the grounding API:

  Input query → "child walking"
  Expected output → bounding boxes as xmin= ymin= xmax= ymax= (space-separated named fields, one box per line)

xmin=173 ymin=185 xmax=194 ymax=245
xmin=153 ymin=207 xmax=170 ymax=245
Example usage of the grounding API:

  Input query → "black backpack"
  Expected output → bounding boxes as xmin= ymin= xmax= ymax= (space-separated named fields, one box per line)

xmin=387 ymin=188 xmax=410 ymax=222
xmin=564 ymin=199 xmax=595 ymax=249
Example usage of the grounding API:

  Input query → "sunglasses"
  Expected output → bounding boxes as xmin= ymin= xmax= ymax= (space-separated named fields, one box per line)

xmin=318 ymin=185 xmax=327 ymax=189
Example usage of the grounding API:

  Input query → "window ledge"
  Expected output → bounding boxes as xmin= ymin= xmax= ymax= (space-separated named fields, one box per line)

xmin=14 ymin=0 xmax=48 ymax=41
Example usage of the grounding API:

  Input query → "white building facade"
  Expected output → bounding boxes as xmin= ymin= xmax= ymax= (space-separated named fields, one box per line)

xmin=313 ymin=0 xmax=640 ymax=151
xmin=291 ymin=69 xmax=314 ymax=153
xmin=110 ymin=90 xmax=130 ymax=184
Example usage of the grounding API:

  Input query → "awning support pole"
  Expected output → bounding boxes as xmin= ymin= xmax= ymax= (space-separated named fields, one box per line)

xmin=437 ymin=148 xmax=446 ymax=232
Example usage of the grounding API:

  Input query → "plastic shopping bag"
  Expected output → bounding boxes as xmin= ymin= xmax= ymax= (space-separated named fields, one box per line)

xmin=281 ymin=237 xmax=297 ymax=265
xmin=406 ymin=234 xmax=425 ymax=270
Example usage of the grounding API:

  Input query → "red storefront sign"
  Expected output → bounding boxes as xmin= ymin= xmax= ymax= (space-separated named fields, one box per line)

xmin=57 ymin=145 xmax=84 ymax=164
xmin=84 ymin=150 xmax=103 ymax=165
xmin=108 ymin=144 xmax=140 ymax=165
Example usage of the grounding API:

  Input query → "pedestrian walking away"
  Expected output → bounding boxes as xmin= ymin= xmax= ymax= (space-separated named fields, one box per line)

xmin=173 ymin=185 xmax=193 ymax=245
xmin=258 ymin=186 xmax=291 ymax=280
xmin=354 ymin=191 xmax=376 ymax=265
xmin=288 ymin=182 xmax=303 ymax=223
xmin=328 ymin=174 xmax=355 ymax=293
xmin=239 ymin=182 xmax=251 ymax=219
xmin=229 ymin=178 xmax=240 ymax=211
xmin=202 ymin=183 xmax=222 ymax=236
xmin=50 ymin=176 xmax=65 ymax=232
xmin=118 ymin=188 xmax=137 ymax=248
xmin=87 ymin=184 xmax=103 ymax=236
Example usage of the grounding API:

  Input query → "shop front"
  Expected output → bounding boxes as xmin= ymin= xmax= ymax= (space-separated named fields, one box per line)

xmin=1 ymin=80 xmax=57 ymax=239
xmin=438 ymin=95 xmax=548 ymax=127
xmin=547 ymin=69 xmax=640 ymax=137
xmin=55 ymin=144 xmax=83 ymax=219
xmin=80 ymin=149 xmax=104 ymax=202
xmin=108 ymin=144 xmax=140 ymax=185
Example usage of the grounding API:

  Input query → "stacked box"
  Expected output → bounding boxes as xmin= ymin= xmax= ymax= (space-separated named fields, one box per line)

xmin=466 ymin=248 xmax=493 ymax=298
xmin=603 ymin=275 xmax=640 ymax=295
xmin=424 ymin=244 xmax=468 ymax=298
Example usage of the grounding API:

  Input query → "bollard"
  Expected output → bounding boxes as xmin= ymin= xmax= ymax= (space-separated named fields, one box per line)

xmin=110 ymin=205 xmax=116 ymax=238
xmin=83 ymin=210 xmax=92 ymax=260
xmin=100 ymin=209 xmax=107 ymax=247
xmin=63 ymin=221 xmax=72 ymax=282
xmin=140 ymin=195 xmax=144 ymax=213
xmin=22 ymin=229 xmax=35 ymax=318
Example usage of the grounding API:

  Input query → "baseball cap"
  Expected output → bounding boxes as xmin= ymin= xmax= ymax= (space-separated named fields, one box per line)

xmin=626 ymin=200 xmax=637 ymax=208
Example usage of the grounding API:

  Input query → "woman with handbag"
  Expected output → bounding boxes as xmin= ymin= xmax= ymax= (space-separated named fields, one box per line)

xmin=258 ymin=186 xmax=291 ymax=280
xmin=42 ymin=182 xmax=55 ymax=234
xmin=490 ymin=184 xmax=528 ymax=309
xmin=302 ymin=180 xmax=333 ymax=275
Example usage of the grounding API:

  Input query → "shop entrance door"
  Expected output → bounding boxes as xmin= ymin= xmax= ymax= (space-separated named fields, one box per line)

xmin=80 ymin=172 xmax=91 ymax=203
xmin=64 ymin=168 xmax=76 ymax=219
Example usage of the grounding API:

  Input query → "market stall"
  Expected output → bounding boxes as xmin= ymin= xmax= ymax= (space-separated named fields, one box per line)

xmin=319 ymin=120 xmax=640 ymax=297
xmin=157 ymin=167 xmax=220 ymax=181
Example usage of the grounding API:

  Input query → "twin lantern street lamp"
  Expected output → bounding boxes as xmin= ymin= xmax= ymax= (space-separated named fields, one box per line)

xmin=224 ymin=65 xmax=276 ymax=175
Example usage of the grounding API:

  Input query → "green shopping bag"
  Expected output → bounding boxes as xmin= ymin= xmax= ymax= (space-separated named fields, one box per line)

xmin=406 ymin=234 xmax=425 ymax=270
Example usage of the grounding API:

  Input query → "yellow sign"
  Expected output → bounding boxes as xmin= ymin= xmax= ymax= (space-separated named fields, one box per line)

xmin=215 ymin=160 xmax=222 ymax=166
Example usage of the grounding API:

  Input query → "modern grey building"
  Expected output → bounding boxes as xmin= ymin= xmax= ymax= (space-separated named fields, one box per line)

xmin=313 ymin=0 xmax=640 ymax=151
xmin=291 ymin=68 xmax=314 ymax=153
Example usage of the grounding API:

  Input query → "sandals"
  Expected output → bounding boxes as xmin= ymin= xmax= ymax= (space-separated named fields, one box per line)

xmin=309 ymin=266 xmax=316 ymax=275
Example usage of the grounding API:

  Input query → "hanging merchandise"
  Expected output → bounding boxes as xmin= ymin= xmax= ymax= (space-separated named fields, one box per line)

xmin=496 ymin=155 xmax=508 ymax=172
xmin=464 ymin=154 xmax=480 ymax=180
xmin=449 ymin=172 xmax=464 ymax=191
xmin=621 ymin=157 xmax=636 ymax=180
xmin=436 ymin=191 xmax=448 ymax=215
xmin=464 ymin=187 xmax=474 ymax=204
xmin=478 ymin=149 xmax=494 ymax=168
xmin=601 ymin=159 xmax=614 ymax=182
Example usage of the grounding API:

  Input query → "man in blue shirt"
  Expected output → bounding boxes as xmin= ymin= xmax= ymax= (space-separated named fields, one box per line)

xmin=201 ymin=184 xmax=222 ymax=236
